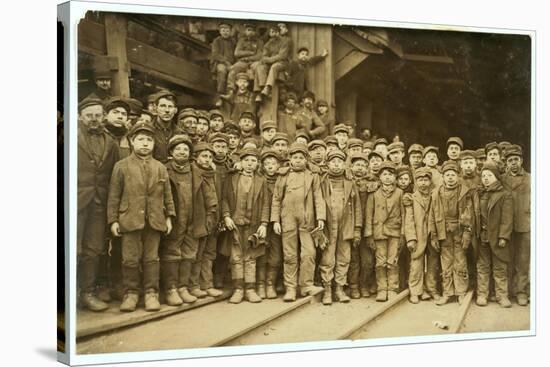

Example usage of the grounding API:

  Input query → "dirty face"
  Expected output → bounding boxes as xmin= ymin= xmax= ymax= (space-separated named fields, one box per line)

xmin=369 ymin=156 xmax=383 ymax=173
xmin=416 ymin=176 xmax=431 ymax=193
xmin=196 ymin=118 xmax=209 ymax=137
xmin=178 ymin=116 xmax=197 ymax=135
xmin=374 ymin=144 xmax=388 ymax=158
xmin=309 ymin=145 xmax=326 ymax=163
xmin=262 ymin=128 xmax=277 ymax=143
xmin=195 ymin=150 xmax=213 ymax=169
xmin=219 ymin=25 xmax=231 ymax=38
xmin=95 ymin=78 xmax=111 ymax=91
xmin=297 ymin=49 xmax=309 ymax=62
xmin=212 ymin=141 xmax=228 ymax=159
xmin=335 ymin=131 xmax=349 ymax=146
xmin=481 ymin=169 xmax=498 ymax=187
xmin=349 ymin=146 xmax=362 ymax=156
xmin=423 ymin=151 xmax=439 ymax=167
xmin=443 ymin=170 xmax=459 ymax=187
xmin=239 ymin=117 xmax=255 ymax=133
xmin=447 ymin=143 xmax=462 ymax=160
xmin=460 ymin=157 xmax=477 ymax=176
xmin=351 ymin=159 xmax=368 ymax=178
xmin=272 ymin=139 xmax=288 ymax=157
xmin=379 ymin=169 xmax=396 ymax=185
xmin=156 ymin=97 xmax=177 ymax=122
xmin=131 ymin=133 xmax=155 ymax=157
xmin=289 ymin=152 xmax=307 ymax=170
xmin=409 ymin=152 xmax=423 ymax=168
xmin=227 ymin=133 xmax=240 ymax=150
xmin=317 ymin=105 xmax=328 ymax=115
xmin=79 ymin=104 xmax=104 ymax=132
xmin=171 ymin=143 xmax=190 ymax=164
xmin=105 ymin=107 xmax=128 ymax=128
xmin=241 ymin=155 xmax=259 ymax=173
xmin=262 ymin=156 xmax=280 ymax=176
xmin=487 ymin=148 xmax=501 ymax=163
xmin=327 ymin=157 xmax=345 ymax=175
xmin=388 ymin=150 xmax=404 ymax=165
xmin=397 ymin=173 xmax=411 ymax=190
xmin=210 ymin=116 xmax=224 ymax=132
xmin=506 ymin=155 xmax=523 ymax=174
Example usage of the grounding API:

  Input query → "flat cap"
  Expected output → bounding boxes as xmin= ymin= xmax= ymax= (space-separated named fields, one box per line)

xmin=333 ymin=124 xmax=350 ymax=134
xmin=504 ymin=144 xmax=523 ymax=158
xmin=326 ymin=149 xmax=346 ymax=162
xmin=475 ymin=148 xmax=487 ymax=159
xmin=222 ymin=121 xmax=240 ymax=136
xmin=103 ymin=97 xmax=130 ymax=113
xmin=260 ymin=148 xmax=281 ymax=161
xmin=208 ymin=132 xmax=229 ymax=144
xmin=459 ymin=150 xmax=476 ymax=160
xmin=218 ymin=21 xmax=232 ymax=28
xmin=441 ymin=160 xmax=460 ymax=173
xmin=422 ymin=146 xmax=439 ymax=157
xmin=78 ymin=96 xmax=103 ymax=113
xmin=178 ymin=107 xmax=197 ymax=120
xmin=242 ymin=22 xmax=257 ymax=29
xmin=377 ymin=161 xmax=397 ymax=175
xmin=260 ymin=120 xmax=277 ymax=131
xmin=208 ymin=109 xmax=224 ymax=119
xmin=301 ymin=90 xmax=316 ymax=101
xmin=193 ymin=142 xmax=215 ymax=155
xmin=154 ymin=89 xmax=176 ymax=103
xmin=236 ymin=72 xmax=249 ymax=81
xmin=124 ymin=98 xmax=144 ymax=115
xmin=129 ymin=121 xmax=155 ymax=137
xmin=481 ymin=161 xmax=501 ymax=181
xmin=272 ymin=132 xmax=289 ymax=143
xmin=374 ymin=138 xmax=389 ymax=147
xmin=168 ymin=134 xmax=193 ymax=153
xmin=288 ymin=142 xmax=308 ymax=156
xmin=324 ymin=135 xmax=338 ymax=145
xmin=485 ymin=141 xmax=500 ymax=153
xmin=347 ymin=138 xmax=363 ymax=149
xmin=447 ymin=137 xmax=464 ymax=149
xmin=396 ymin=165 xmax=412 ymax=178
xmin=285 ymin=92 xmax=298 ymax=102
xmin=414 ymin=167 xmax=432 ymax=180
xmin=363 ymin=141 xmax=374 ymax=150
xmin=239 ymin=111 xmax=256 ymax=121
xmin=239 ymin=147 xmax=259 ymax=159
xmin=295 ymin=130 xmax=310 ymax=142
xmin=387 ymin=141 xmax=405 ymax=154
xmin=94 ymin=69 xmax=112 ymax=80
xmin=316 ymin=99 xmax=329 ymax=108
xmin=368 ymin=150 xmax=385 ymax=160
xmin=308 ymin=139 xmax=327 ymax=150
xmin=350 ymin=152 xmax=369 ymax=163
xmin=196 ymin=110 xmax=209 ymax=120
xmin=408 ymin=143 xmax=424 ymax=155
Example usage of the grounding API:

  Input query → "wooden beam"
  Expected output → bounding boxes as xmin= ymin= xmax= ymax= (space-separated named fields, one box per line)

xmin=104 ymin=14 xmax=131 ymax=97
xmin=78 ymin=18 xmax=106 ymax=55
xmin=402 ymin=53 xmax=454 ymax=64
xmin=334 ymin=28 xmax=384 ymax=55
xmin=126 ymin=38 xmax=215 ymax=95
xmin=335 ymin=50 xmax=369 ymax=81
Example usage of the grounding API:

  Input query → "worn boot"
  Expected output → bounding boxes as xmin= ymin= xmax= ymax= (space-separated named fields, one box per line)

xmin=349 ymin=287 xmax=361 ymax=299
xmin=421 ymin=292 xmax=432 ymax=301
xmin=245 ymin=283 xmax=262 ymax=303
xmin=376 ymin=291 xmax=387 ymax=302
xmin=498 ymin=296 xmax=512 ymax=308
xmin=322 ymin=284 xmax=332 ymax=305
xmin=162 ymin=261 xmax=183 ymax=306
xmin=165 ymin=288 xmax=183 ymax=306
xmin=375 ymin=267 xmax=388 ymax=302
xmin=79 ymin=258 xmax=108 ymax=311
xmin=81 ymin=292 xmax=109 ymax=312
xmin=476 ymin=295 xmax=488 ymax=306
xmin=387 ymin=290 xmax=398 ymax=300
xmin=334 ymin=285 xmax=350 ymax=303
xmin=409 ymin=294 xmax=420 ymax=304
xmin=435 ymin=295 xmax=450 ymax=306
xmin=96 ymin=254 xmax=111 ymax=302
xmin=95 ymin=284 xmax=112 ymax=303
xmin=119 ymin=292 xmax=139 ymax=312
xmin=257 ymin=283 xmax=267 ymax=299
xmin=517 ymin=293 xmax=529 ymax=306
xmin=265 ymin=266 xmax=279 ymax=299
xmin=283 ymin=287 xmax=296 ymax=302
xmin=144 ymin=291 xmax=161 ymax=311
xmin=206 ymin=288 xmax=224 ymax=297
xmin=178 ymin=287 xmax=198 ymax=303
xmin=229 ymin=279 xmax=244 ymax=304
xmin=360 ymin=288 xmax=370 ymax=298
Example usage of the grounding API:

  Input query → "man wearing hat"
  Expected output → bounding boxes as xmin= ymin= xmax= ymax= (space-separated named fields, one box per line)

xmin=222 ymin=121 xmax=241 ymax=165
xmin=160 ymin=135 xmax=218 ymax=305
xmin=502 ymin=145 xmax=531 ymax=306
xmin=485 ymin=141 xmax=503 ymax=166
xmin=402 ymin=167 xmax=435 ymax=303
xmin=210 ymin=22 xmax=236 ymax=95
xmin=77 ymin=97 xmax=120 ymax=312
xmin=256 ymin=148 xmax=284 ymax=299
xmin=186 ymin=142 xmax=223 ymax=299
xmin=476 ymin=161 xmax=514 ymax=308
xmin=208 ymin=109 xmax=225 ymax=133
xmin=103 ymin=97 xmax=132 ymax=159
xmin=176 ymin=107 xmax=198 ymax=139
xmin=423 ymin=146 xmax=443 ymax=189
xmin=364 ymin=161 xmax=404 ymax=302
xmin=123 ymin=98 xmax=144 ymax=126
xmin=83 ymin=68 xmax=112 ymax=102
xmin=446 ymin=137 xmax=464 ymax=162
xmin=334 ymin=124 xmax=351 ymax=152
xmin=151 ymin=90 xmax=178 ymax=163
xmin=222 ymin=147 xmax=270 ymax=303
xmin=316 ymin=99 xmax=334 ymax=139
xmin=286 ymin=47 xmax=329 ymax=100
xmin=308 ymin=139 xmax=328 ymax=174
xmin=107 ymin=122 xmax=176 ymax=312
xmin=318 ymin=149 xmax=362 ymax=305
xmin=408 ymin=144 xmax=424 ymax=171
xmin=277 ymin=92 xmax=303 ymax=141
xmin=296 ymin=91 xmax=326 ymax=140
xmin=195 ymin=110 xmax=211 ymax=143
xmin=222 ymin=22 xmax=263 ymax=101
xmin=429 ymin=160 xmax=474 ymax=306
xmin=254 ymin=24 xmax=291 ymax=102
xmin=388 ymin=141 xmax=406 ymax=166
xmin=222 ymin=72 xmax=256 ymax=123
xmin=271 ymin=142 xmax=326 ymax=301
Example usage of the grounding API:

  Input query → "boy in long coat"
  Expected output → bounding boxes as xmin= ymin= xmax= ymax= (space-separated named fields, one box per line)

xmin=502 ymin=145 xmax=531 ymax=306
xmin=364 ymin=162 xmax=405 ymax=302
xmin=107 ymin=122 xmax=176 ymax=312
xmin=476 ymin=162 xmax=514 ymax=307
xmin=319 ymin=150 xmax=362 ymax=305
xmin=271 ymin=143 xmax=326 ymax=302
xmin=429 ymin=160 xmax=474 ymax=305
xmin=222 ymin=148 xmax=271 ymax=303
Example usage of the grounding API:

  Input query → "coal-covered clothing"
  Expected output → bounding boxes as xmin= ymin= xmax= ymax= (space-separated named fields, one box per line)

xmin=230 ymin=225 xmax=259 ymax=282
xmin=77 ymin=200 xmax=107 ymax=260
xmin=285 ymin=56 xmax=325 ymax=99
xmin=318 ymin=113 xmax=335 ymax=139
xmin=502 ymin=169 xmax=530 ymax=233
xmin=261 ymin=35 xmax=291 ymax=65
xmin=364 ymin=185 xmax=404 ymax=240
xmin=375 ymin=237 xmax=400 ymax=292
xmin=227 ymin=89 xmax=256 ymax=123
xmin=477 ymin=241 xmax=509 ymax=300
xmin=425 ymin=243 xmax=441 ymax=296
xmin=440 ymin=227 xmax=469 ymax=296
xmin=429 ymin=184 xmax=474 ymax=242
xmin=190 ymin=163 xmax=219 ymax=239
xmin=210 ymin=36 xmax=236 ymax=70
xmin=107 ymin=153 xmax=176 ymax=233
xmin=512 ymin=231 xmax=530 ymax=295
xmin=427 ymin=166 xmax=443 ymax=190
xmin=460 ymin=173 xmax=482 ymax=191
xmin=296 ymin=107 xmax=326 ymax=139
xmin=152 ymin=117 xmax=178 ymax=163
xmin=165 ymin=161 xmax=193 ymax=235
xmin=277 ymin=108 xmax=303 ymax=141
xmin=348 ymin=241 xmax=375 ymax=290
xmin=234 ymin=35 xmax=263 ymax=62
xmin=121 ymin=224 xmax=161 ymax=293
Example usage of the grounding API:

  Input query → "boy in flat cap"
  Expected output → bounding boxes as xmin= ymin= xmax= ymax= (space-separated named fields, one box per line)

xmin=423 ymin=146 xmax=443 ymax=189
xmin=347 ymin=138 xmax=364 ymax=157
xmin=408 ymin=144 xmax=424 ymax=171
xmin=308 ymin=140 xmax=328 ymax=174
xmin=151 ymin=91 xmax=179 ymax=163
xmin=316 ymin=99 xmax=334 ymax=139
xmin=295 ymin=130 xmax=310 ymax=146
xmin=363 ymin=141 xmax=374 ymax=157
xmin=459 ymin=150 xmax=482 ymax=190
xmin=256 ymin=149 xmax=284 ymax=298
xmin=176 ymin=108 xmax=198 ymax=140
xmin=388 ymin=142 xmax=406 ymax=167
xmin=271 ymin=143 xmax=326 ymax=301
xmin=160 ymin=135 xmax=218 ymax=305
xmin=333 ymin=124 xmax=351 ymax=152
xmin=222 ymin=72 xmax=256 ymax=123
xmin=429 ymin=160 xmax=474 ymax=305
xmin=77 ymin=97 xmax=120 ymax=311
xmin=318 ymin=150 xmax=362 ymax=305
xmin=208 ymin=109 xmax=225 ymax=134
xmin=485 ymin=142 xmax=506 ymax=174
xmin=187 ymin=143 xmax=221 ymax=299
xmin=222 ymin=23 xmax=263 ymax=100
xmin=222 ymin=148 xmax=270 ymax=303
xmin=260 ymin=120 xmax=277 ymax=148
xmin=324 ymin=135 xmax=340 ymax=153
xmin=195 ymin=110 xmax=211 ymax=142
xmin=271 ymin=132 xmax=290 ymax=164
xmin=103 ymin=97 xmax=132 ymax=158
xmin=373 ymin=138 xmax=389 ymax=159
xmin=238 ymin=111 xmax=260 ymax=146
xmin=222 ymin=122 xmax=242 ymax=166
xmin=396 ymin=166 xmax=413 ymax=194
xmin=446 ymin=137 xmax=463 ymax=163
xmin=296 ymin=91 xmax=327 ymax=140
xmin=364 ymin=162 xmax=404 ymax=302
xmin=348 ymin=152 xmax=376 ymax=298
xmin=476 ymin=162 xmax=514 ymax=307
xmin=254 ymin=24 xmax=291 ymax=103
xmin=286 ymin=47 xmax=328 ymax=100
xmin=277 ymin=92 xmax=303 ymax=141
xmin=475 ymin=148 xmax=487 ymax=175
xmin=210 ymin=22 xmax=236 ymax=96
xmin=502 ymin=145 xmax=531 ymax=306
xmin=107 ymin=122 xmax=176 ymax=312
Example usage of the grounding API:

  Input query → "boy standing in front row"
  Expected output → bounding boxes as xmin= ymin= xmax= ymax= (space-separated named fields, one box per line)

xmin=107 ymin=122 xmax=176 ymax=312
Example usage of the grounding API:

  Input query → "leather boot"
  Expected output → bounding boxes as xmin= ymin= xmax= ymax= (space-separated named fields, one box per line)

xmin=265 ymin=266 xmax=279 ymax=299
xmin=245 ymin=283 xmax=262 ymax=303
xmin=162 ymin=262 xmax=182 ymax=306
xmin=334 ymin=285 xmax=350 ymax=303
xmin=387 ymin=290 xmax=398 ymax=300
xmin=165 ymin=288 xmax=183 ymax=306
xmin=435 ymin=295 xmax=450 ymax=306
xmin=119 ymin=292 xmax=139 ymax=312
xmin=498 ymin=296 xmax=512 ymax=308
xmin=517 ymin=293 xmax=529 ymax=306
xmin=205 ymin=287 xmax=224 ymax=297
xmin=476 ymin=295 xmax=488 ymax=306
xmin=322 ymin=284 xmax=332 ymax=305
xmin=81 ymin=292 xmax=109 ymax=312
xmin=257 ymin=283 xmax=267 ymax=299
xmin=189 ymin=287 xmax=208 ymax=298
xmin=360 ymin=288 xmax=371 ymax=298
xmin=144 ymin=291 xmax=161 ymax=311
xmin=349 ymin=286 xmax=361 ymax=299
xmin=376 ymin=290 xmax=387 ymax=302
xmin=229 ymin=279 xmax=244 ymax=304
xmin=283 ymin=287 xmax=296 ymax=302
xmin=178 ymin=287 xmax=198 ymax=303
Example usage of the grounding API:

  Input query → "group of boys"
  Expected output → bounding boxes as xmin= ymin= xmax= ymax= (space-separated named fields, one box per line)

xmin=77 ymin=85 xmax=530 ymax=313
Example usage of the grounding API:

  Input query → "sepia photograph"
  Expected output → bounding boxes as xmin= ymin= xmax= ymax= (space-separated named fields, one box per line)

xmin=59 ymin=1 xmax=534 ymax=363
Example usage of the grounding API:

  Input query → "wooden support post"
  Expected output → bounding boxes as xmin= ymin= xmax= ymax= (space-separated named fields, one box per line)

xmin=104 ymin=14 xmax=130 ymax=97
xmin=258 ymin=83 xmax=279 ymax=125
xmin=336 ymin=90 xmax=357 ymax=130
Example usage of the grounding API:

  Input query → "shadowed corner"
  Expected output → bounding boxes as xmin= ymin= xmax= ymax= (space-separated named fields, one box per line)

xmin=36 ymin=348 xmax=58 ymax=361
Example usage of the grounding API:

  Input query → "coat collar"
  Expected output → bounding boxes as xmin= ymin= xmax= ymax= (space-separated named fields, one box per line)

xmin=487 ymin=189 xmax=506 ymax=213
xmin=412 ymin=190 xmax=431 ymax=211
xmin=78 ymin=127 xmax=110 ymax=166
